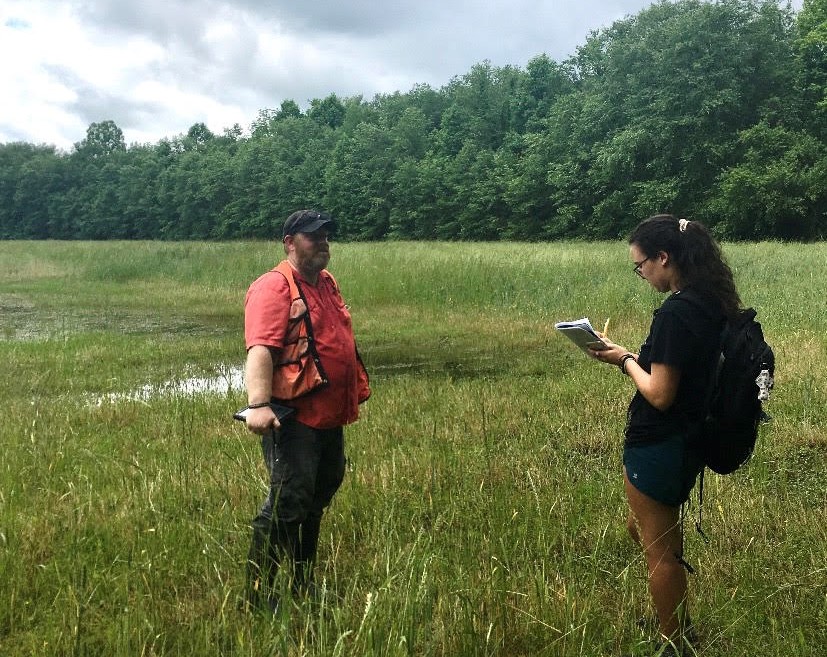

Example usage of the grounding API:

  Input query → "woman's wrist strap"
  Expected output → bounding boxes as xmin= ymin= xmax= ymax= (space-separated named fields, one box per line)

xmin=619 ymin=353 xmax=636 ymax=375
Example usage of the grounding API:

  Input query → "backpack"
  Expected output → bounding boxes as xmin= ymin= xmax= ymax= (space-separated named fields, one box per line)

xmin=697 ymin=308 xmax=775 ymax=475
xmin=674 ymin=301 xmax=775 ymax=572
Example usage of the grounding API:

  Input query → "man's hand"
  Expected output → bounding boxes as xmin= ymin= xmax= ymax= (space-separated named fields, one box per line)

xmin=246 ymin=405 xmax=280 ymax=434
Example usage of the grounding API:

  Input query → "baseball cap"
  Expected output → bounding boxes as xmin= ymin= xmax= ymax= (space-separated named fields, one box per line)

xmin=282 ymin=210 xmax=335 ymax=239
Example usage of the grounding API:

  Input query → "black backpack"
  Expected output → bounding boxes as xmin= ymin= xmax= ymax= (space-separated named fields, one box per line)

xmin=697 ymin=308 xmax=775 ymax=475
xmin=673 ymin=302 xmax=775 ymax=572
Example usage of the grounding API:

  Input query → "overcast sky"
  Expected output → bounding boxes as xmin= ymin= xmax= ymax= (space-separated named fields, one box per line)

xmin=1 ymin=0 xmax=804 ymax=152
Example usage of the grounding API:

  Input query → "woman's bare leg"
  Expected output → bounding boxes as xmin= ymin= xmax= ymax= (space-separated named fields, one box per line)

xmin=624 ymin=468 xmax=689 ymax=641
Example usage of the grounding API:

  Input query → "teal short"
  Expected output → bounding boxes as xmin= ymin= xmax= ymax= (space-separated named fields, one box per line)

xmin=623 ymin=432 xmax=703 ymax=507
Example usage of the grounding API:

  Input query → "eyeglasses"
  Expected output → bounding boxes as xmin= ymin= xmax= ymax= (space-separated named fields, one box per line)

xmin=633 ymin=256 xmax=651 ymax=278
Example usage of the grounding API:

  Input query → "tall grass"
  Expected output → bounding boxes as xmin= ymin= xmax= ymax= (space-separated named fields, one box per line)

xmin=0 ymin=240 xmax=824 ymax=656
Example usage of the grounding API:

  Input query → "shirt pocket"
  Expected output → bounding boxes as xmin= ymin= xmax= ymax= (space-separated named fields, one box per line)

xmin=335 ymin=298 xmax=353 ymax=330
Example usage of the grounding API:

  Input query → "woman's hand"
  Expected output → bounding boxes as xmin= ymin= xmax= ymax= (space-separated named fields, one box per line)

xmin=588 ymin=335 xmax=630 ymax=367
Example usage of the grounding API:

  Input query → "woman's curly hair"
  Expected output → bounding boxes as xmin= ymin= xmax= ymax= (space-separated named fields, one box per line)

xmin=629 ymin=214 xmax=741 ymax=319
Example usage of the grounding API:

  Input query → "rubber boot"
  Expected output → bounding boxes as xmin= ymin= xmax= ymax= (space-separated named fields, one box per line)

xmin=244 ymin=520 xmax=278 ymax=612
xmin=270 ymin=519 xmax=302 ymax=597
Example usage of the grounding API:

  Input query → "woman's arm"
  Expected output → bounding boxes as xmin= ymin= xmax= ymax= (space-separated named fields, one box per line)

xmin=623 ymin=360 xmax=680 ymax=411
xmin=590 ymin=339 xmax=681 ymax=411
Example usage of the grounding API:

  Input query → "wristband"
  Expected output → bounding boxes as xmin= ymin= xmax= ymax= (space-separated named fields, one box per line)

xmin=619 ymin=354 xmax=636 ymax=375
xmin=247 ymin=401 xmax=271 ymax=409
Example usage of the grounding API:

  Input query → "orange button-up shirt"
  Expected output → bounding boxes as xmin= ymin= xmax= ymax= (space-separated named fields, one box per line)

xmin=245 ymin=265 xmax=363 ymax=429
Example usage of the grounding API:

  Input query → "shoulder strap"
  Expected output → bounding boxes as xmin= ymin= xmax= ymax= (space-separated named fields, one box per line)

xmin=274 ymin=260 xmax=301 ymax=301
xmin=671 ymin=288 xmax=718 ymax=318
xmin=273 ymin=260 xmax=322 ymax=351
xmin=320 ymin=269 xmax=340 ymax=294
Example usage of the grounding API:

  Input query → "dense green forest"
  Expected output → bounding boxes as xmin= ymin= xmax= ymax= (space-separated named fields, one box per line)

xmin=2 ymin=0 xmax=825 ymax=241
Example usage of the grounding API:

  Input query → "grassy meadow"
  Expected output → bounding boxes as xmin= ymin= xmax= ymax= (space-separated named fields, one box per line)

xmin=0 ymin=240 xmax=824 ymax=657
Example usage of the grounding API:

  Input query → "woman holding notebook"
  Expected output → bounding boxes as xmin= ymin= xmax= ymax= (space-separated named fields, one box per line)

xmin=589 ymin=214 xmax=742 ymax=656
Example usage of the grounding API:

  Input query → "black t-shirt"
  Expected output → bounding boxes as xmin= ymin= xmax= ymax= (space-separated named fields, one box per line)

xmin=625 ymin=289 xmax=725 ymax=445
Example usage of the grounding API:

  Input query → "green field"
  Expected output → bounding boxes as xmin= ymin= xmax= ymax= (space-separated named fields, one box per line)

xmin=0 ymin=240 xmax=824 ymax=657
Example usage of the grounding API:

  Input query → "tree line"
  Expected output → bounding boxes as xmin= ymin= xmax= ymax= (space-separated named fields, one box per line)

xmin=1 ymin=0 xmax=825 ymax=242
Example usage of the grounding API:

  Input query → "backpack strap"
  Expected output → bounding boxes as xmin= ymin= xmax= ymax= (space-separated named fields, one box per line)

xmin=695 ymin=469 xmax=709 ymax=543
xmin=676 ymin=502 xmax=695 ymax=574
xmin=672 ymin=288 xmax=728 ymax=545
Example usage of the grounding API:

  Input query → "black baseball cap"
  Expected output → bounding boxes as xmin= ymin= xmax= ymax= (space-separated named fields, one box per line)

xmin=282 ymin=210 xmax=335 ymax=239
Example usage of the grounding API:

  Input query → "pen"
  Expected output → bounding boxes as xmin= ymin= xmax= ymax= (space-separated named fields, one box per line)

xmin=603 ymin=318 xmax=610 ymax=337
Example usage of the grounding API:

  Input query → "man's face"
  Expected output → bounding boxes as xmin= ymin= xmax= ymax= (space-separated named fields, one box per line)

xmin=287 ymin=229 xmax=330 ymax=274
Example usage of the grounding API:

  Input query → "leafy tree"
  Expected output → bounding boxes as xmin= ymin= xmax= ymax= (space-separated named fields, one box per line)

xmin=512 ymin=54 xmax=574 ymax=133
xmin=308 ymin=94 xmax=346 ymax=129
xmin=11 ymin=152 xmax=69 ymax=238
xmin=503 ymin=133 xmax=561 ymax=239
xmin=406 ymin=83 xmax=447 ymax=130
xmin=250 ymin=108 xmax=279 ymax=137
xmin=73 ymin=120 xmax=126 ymax=159
xmin=157 ymin=141 xmax=235 ymax=239
xmin=446 ymin=145 xmax=511 ymax=240
xmin=116 ymin=146 xmax=166 ymax=238
xmin=251 ymin=101 xmax=304 ymax=137
xmin=0 ymin=143 xmax=60 ymax=237
xmin=183 ymin=122 xmax=215 ymax=152
xmin=324 ymin=122 xmax=395 ymax=239
xmin=435 ymin=61 xmax=521 ymax=155
xmin=277 ymin=99 xmax=302 ymax=120
xmin=389 ymin=107 xmax=431 ymax=159
xmin=796 ymin=0 xmax=827 ymax=137
xmin=216 ymin=117 xmax=335 ymax=238
xmin=707 ymin=122 xmax=827 ymax=239
xmin=534 ymin=0 xmax=798 ymax=236
xmin=387 ymin=157 xmax=436 ymax=239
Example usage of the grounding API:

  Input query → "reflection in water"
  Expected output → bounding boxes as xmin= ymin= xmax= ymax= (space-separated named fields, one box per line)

xmin=92 ymin=354 xmax=496 ymax=405
xmin=93 ymin=366 xmax=244 ymax=405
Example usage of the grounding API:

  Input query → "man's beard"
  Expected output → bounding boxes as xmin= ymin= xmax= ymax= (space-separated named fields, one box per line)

xmin=313 ymin=251 xmax=329 ymax=268
xmin=307 ymin=250 xmax=329 ymax=272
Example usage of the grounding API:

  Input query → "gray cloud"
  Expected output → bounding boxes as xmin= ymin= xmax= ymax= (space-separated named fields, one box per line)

xmin=236 ymin=0 xmax=423 ymax=36
xmin=75 ymin=0 xmax=212 ymax=48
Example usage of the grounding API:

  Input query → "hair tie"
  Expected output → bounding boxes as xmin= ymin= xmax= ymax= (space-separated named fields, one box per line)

xmin=678 ymin=218 xmax=689 ymax=232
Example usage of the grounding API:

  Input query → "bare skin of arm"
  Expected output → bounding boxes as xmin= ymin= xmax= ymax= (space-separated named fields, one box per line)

xmin=244 ymin=344 xmax=280 ymax=434
xmin=589 ymin=337 xmax=681 ymax=412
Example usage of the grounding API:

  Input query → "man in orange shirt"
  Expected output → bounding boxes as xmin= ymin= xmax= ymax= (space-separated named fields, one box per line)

xmin=242 ymin=209 xmax=370 ymax=612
